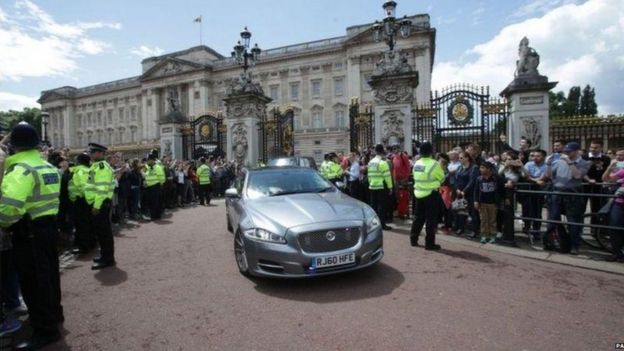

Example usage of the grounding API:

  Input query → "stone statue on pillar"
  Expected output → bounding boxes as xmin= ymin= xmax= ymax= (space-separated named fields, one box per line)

xmin=501 ymin=37 xmax=557 ymax=151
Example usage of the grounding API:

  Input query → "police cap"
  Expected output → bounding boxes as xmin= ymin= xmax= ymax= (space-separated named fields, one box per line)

xmin=374 ymin=144 xmax=385 ymax=154
xmin=9 ymin=122 xmax=40 ymax=148
xmin=88 ymin=143 xmax=107 ymax=153
xmin=328 ymin=152 xmax=338 ymax=159
xmin=419 ymin=141 xmax=433 ymax=156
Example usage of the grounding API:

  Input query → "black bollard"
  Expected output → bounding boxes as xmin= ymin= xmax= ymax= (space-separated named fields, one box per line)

xmin=500 ymin=187 xmax=518 ymax=246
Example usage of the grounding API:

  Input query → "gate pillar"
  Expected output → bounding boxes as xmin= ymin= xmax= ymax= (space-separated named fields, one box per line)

xmin=223 ymin=74 xmax=271 ymax=167
xmin=500 ymin=37 xmax=557 ymax=151
xmin=159 ymin=110 xmax=188 ymax=160
xmin=368 ymin=50 xmax=419 ymax=154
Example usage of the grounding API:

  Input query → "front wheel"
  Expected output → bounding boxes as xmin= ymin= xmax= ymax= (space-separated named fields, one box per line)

xmin=234 ymin=231 xmax=250 ymax=276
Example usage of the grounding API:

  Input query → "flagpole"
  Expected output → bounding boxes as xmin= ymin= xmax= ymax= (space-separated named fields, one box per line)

xmin=199 ymin=18 xmax=203 ymax=46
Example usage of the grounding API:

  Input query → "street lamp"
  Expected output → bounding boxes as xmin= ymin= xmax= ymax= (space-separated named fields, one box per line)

xmin=371 ymin=0 xmax=412 ymax=52
xmin=231 ymin=26 xmax=261 ymax=75
xmin=40 ymin=111 xmax=50 ymax=146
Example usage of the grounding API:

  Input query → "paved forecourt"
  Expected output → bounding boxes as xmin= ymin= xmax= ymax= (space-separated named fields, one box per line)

xmin=44 ymin=200 xmax=623 ymax=351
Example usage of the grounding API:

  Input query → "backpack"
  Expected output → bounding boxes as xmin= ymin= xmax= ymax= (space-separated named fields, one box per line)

xmin=543 ymin=224 xmax=571 ymax=253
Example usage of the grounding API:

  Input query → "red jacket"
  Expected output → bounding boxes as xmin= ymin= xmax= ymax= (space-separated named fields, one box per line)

xmin=392 ymin=152 xmax=411 ymax=181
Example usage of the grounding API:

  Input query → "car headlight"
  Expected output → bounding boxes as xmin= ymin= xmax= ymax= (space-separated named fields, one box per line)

xmin=244 ymin=228 xmax=287 ymax=244
xmin=364 ymin=207 xmax=381 ymax=233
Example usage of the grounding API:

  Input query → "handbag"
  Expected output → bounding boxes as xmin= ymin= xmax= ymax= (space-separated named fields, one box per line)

xmin=451 ymin=197 xmax=468 ymax=212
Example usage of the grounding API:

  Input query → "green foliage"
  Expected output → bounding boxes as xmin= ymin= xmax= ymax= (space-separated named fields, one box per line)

xmin=549 ymin=84 xmax=598 ymax=118
xmin=0 ymin=107 xmax=42 ymax=132
xmin=579 ymin=84 xmax=598 ymax=116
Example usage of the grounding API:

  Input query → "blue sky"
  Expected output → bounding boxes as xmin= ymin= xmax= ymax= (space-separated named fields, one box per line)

xmin=1 ymin=0 xmax=623 ymax=113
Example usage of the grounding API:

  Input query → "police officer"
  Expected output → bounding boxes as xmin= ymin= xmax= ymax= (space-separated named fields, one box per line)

xmin=68 ymin=153 xmax=93 ymax=254
xmin=197 ymin=157 xmax=212 ymax=206
xmin=149 ymin=149 xmax=166 ymax=215
xmin=410 ymin=141 xmax=445 ymax=250
xmin=144 ymin=153 xmax=163 ymax=220
xmin=319 ymin=153 xmax=330 ymax=179
xmin=368 ymin=144 xmax=393 ymax=230
xmin=86 ymin=143 xmax=116 ymax=269
xmin=326 ymin=152 xmax=344 ymax=186
xmin=0 ymin=123 xmax=63 ymax=349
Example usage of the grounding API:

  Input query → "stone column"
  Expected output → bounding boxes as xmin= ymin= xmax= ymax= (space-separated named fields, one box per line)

xmin=62 ymin=102 xmax=75 ymax=147
xmin=347 ymin=56 xmax=362 ymax=101
xmin=149 ymin=88 xmax=160 ymax=140
xmin=224 ymin=84 xmax=271 ymax=167
xmin=500 ymin=37 xmax=557 ymax=151
xmin=367 ymin=51 xmax=419 ymax=154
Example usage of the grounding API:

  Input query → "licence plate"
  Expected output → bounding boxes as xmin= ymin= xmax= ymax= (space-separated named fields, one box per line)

xmin=311 ymin=252 xmax=356 ymax=269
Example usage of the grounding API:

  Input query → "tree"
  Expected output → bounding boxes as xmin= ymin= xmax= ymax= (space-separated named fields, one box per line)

xmin=564 ymin=86 xmax=581 ymax=117
xmin=0 ymin=107 xmax=42 ymax=132
xmin=579 ymin=84 xmax=597 ymax=116
xmin=549 ymin=91 xmax=567 ymax=118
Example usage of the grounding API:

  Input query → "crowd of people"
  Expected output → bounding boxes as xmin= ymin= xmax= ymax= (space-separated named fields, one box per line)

xmin=320 ymin=137 xmax=624 ymax=258
xmin=1 ymin=120 xmax=623 ymax=349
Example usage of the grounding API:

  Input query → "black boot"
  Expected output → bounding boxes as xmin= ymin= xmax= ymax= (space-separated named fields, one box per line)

xmin=91 ymin=260 xmax=116 ymax=270
xmin=425 ymin=244 xmax=441 ymax=251
xmin=15 ymin=331 xmax=61 ymax=350
xmin=410 ymin=236 xmax=419 ymax=247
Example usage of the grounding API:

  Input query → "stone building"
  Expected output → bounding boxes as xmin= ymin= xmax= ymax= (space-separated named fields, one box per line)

xmin=39 ymin=14 xmax=435 ymax=161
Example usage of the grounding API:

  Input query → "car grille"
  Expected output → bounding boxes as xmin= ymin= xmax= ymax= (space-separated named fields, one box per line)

xmin=298 ymin=227 xmax=361 ymax=253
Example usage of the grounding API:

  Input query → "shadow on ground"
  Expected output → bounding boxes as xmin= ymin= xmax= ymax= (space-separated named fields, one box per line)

xmin=94 ymin=267 xmax=128 ymax=286
xmin=253 ymin=263 xmax=404 ymax=303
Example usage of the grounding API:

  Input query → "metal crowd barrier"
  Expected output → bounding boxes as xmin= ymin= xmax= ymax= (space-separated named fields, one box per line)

xmin=502 ymin=183 xmax=622 ymax=249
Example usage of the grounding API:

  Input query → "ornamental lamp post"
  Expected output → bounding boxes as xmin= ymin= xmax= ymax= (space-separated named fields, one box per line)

xmin=230 ymin=26 xmax=262 ymax=75
xmin=40 ymin=111 xmax=50 ymax=146
xmin=372 ymin=0 xmax=412 ymax=52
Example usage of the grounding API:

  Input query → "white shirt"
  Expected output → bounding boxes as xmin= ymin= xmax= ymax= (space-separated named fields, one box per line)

xmin=348 ymin=161 xmax=361 ymax=181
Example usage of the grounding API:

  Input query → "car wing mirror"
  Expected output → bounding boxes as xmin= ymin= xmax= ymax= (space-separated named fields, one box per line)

xmin=225 ymin=188 xmax=240 ymax=198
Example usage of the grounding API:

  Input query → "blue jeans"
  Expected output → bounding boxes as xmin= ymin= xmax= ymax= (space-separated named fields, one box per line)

xmin=548 ymin=191 xmax=587 ymax=250
xmin=609 ymin=202 xmax=624 ymax=257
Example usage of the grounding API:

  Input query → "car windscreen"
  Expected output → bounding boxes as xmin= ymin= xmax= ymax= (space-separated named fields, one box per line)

xmin=246 ymin=170 xmax=334 ymax=199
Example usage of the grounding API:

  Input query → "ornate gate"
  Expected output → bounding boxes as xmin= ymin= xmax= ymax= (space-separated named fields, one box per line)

xmin=258 ymin=107 xmax=295 ymax=162
xmin=414 ymin=84 xmax=508 ymax=153
xmin=190 ymin=114 xmax=226 ymax=160
xmin=349 ymin=99 xmax=375 ymax=152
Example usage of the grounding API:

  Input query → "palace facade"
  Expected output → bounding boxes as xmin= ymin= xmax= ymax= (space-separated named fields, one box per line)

xmin=39 ymin=14 xmax=435 ymax=160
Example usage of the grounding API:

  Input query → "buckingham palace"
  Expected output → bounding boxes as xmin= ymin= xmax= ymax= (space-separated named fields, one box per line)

xmin=38 ymin=13 xmax=435 ymax=160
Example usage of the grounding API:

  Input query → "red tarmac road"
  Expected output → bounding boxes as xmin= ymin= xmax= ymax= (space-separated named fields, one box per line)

xmin=41 ymin=201 xmax=623 ymax=351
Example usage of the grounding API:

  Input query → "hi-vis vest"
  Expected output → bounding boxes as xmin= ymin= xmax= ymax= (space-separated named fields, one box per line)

xmin=326 ymin=161 xmax=343 ymax=181
xmin=0 ymin=149 xmax=60 ymax=227
xmin=85 ymin=160 xmax=115 ymax=210
xmin=197 ymin=164 xmax=211 ymax=185
xmin=368 ymin=156 xmax=393 ymax=190
xmin=144 ymin=164 xmax=161 ymax=188
xmin=319 ymin=161 xmax=329 ymax=179
xmin=412 ymin=157 xmax=444 ymax=199
xmin=68 ymin=164 xmax=90 ymax=202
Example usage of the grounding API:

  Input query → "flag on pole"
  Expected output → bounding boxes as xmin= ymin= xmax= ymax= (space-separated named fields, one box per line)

xmin=193 ymin=15 xmax=202 ymax=23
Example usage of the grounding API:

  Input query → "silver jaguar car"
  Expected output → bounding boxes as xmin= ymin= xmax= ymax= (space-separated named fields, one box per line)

xmin=225 ymin=167 xmax=384 ymax=278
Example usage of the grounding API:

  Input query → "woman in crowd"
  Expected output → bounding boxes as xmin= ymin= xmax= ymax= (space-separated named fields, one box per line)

xmin=454 ymin=151 xmax=480 ymax=236
xmin=127 ymin=159 xmax=143 ymax=221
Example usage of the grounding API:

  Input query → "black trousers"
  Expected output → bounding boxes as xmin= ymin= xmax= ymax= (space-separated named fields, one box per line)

xmin=11 ymin=216 xmax=63 ymax=336
xmin=199 ymin=184 xmax=212 ymax=205
xmin=411 ymin=191 xmax=441 ymax=247
xmin=92 ymin=201 xmax=114 ymax=262
xmin=369 ymin=189 xmax=390 ymax=226
xmin=145 ymin=184 xmax=162 ymax=220
xmin=73 ymin=197 xmax=94 ymax=250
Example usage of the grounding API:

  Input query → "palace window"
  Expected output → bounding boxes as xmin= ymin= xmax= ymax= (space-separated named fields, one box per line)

xmin=334 ymin=110 xmax=345 ymax=128
xmin=118 ymin=107 xmax=125 ymax=123
xmin=97 ymin=111 xmax=102 ymax=126
xmin=311 ymin=80 xmax=322 ymax=98
xmin=270 ymin=85 xmax=279 ymax=101
xmin=131 ymin=106 xmax=137 ymax=121
xmin=312 ymin=110 xmax=323 ymax=129
xmin=290 ymin=82 xmax=299 ymax=101
xmin=334 ymin=77 xmax=344 ymax=96
xmin=107 ymin=110 xmax=113 ymax=124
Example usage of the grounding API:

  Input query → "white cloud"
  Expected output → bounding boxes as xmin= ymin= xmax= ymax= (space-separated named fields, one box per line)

xmin=0 ymin=0 xmax=120 ymax=82
xmin=0 ymin=92 xmax=38 ymax=111
xmin=432 ymin=0 xmax=624 ymax=114
xmin=510 ymin=0 xmax=579 ymax=19
xmin=130 ymin=45 xmax=164 ymax=58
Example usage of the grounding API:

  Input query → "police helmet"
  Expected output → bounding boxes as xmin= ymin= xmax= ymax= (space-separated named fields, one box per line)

xmin=9 ymin=122 xmax=40 ymax=148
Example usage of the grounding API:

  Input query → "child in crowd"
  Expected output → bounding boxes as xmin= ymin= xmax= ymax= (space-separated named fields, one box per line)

xmin=474 ymin=162 xmax=503 ymax=244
